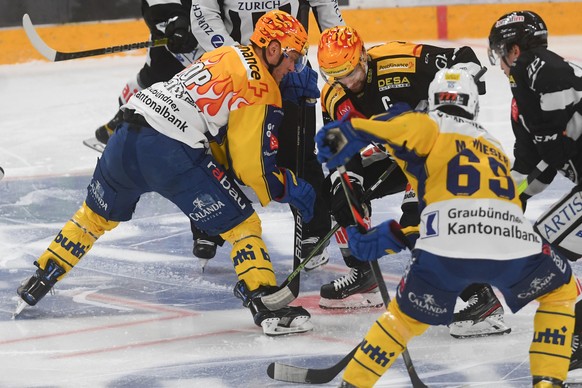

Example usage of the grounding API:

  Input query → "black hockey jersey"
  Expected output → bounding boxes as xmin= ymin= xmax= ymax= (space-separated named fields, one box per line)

xmin=322 ymin=41 xmax=485 ymax=121
xmin=509 ymin=46 xmax=582 ymax=191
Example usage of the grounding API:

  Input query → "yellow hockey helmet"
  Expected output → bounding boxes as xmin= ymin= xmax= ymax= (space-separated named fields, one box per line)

xmin=318 ymin=26 xmax=366 ymax=78
xmin=250 ymin=10 xmax=309 ymax=71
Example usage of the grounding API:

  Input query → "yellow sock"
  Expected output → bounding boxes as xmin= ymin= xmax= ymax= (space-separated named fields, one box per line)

xmin=37 ymin=202 xmax=119 ymax=277
xmin=343 ymin=300 xmax=429 ymax=387
xmin=530 ymin=275 xmax=576 ymax=382
xmin=221 ymin=212 xmax=276 ymax=290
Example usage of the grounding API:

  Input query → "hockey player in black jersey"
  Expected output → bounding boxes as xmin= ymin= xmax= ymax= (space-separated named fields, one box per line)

xmin=489 ymin=10 xmax=582 ymax=372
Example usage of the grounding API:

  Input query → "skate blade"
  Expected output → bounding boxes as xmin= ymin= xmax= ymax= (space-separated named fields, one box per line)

xmin=82 ymin=137 xmax=105 ymax=153
xmin=303 ymin=251 xmax=330 ymax=271
xmin=199 ymin=259 xmax=210 ymax=272
xmin=261 ymin=317 xmax=314 ymax=336
xmin=449 ymin=315 xmax=511 ymax=338
xmin=319 ymin=292 xmax=384 ymax=310
xmin=12 ymin=300 xmax=27 ymax=319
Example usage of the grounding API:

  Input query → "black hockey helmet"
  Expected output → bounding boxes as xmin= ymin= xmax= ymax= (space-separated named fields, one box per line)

xmin=488 ymin=11 xmax=548 ymax=65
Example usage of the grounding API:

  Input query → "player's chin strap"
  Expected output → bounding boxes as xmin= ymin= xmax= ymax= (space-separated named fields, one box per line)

xmin=261 ymin=47 xmax=285 ymax=74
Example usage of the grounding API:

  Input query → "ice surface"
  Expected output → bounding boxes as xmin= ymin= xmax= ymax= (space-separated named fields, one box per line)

xmin=1 ymin=36 xmax=582 ymax=387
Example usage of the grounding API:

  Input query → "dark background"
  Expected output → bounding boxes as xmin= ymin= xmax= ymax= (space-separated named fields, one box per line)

xmin=0 ymin=0 xmax=350 ymax=28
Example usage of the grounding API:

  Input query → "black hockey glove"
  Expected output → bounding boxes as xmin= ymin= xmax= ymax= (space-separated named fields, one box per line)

xmin=330 ymin=174 xmax=370 ymax=228
xmin=165 ymin=16 xmax=198 ymax=54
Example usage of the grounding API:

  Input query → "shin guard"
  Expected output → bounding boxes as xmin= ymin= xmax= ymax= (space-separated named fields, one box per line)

xmin=36 ymin=202 xmax=119 ymax=276
xmin=343 ymin=300 xmax=429 ymax=387
xmin=531 ymin=275 xmax=577 ymax=381
xmin=221 ymin=212 xmax=276 ymax=290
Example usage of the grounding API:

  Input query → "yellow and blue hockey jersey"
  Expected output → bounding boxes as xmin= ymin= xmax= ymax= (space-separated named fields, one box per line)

xmin=124 ymin=44 xmax=287 ymax=206
xmin=351 ymin=109 xmax=542 ymax=260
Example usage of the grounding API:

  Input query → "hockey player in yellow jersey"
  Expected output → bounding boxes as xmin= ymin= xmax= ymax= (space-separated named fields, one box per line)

xmin=16 ymin=10 xmax=316 ymax=336
xmin=316 ymin=68 xmax=576 ymax=387
xmin=315 ymin=25 xmax=509 ymax=340
xmin=188 ymin=0 xmax=345 ymax=266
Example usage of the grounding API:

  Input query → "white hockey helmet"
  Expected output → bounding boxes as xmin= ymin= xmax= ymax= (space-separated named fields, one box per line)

xmin=428 ymin=68 xmax=479 ymax=119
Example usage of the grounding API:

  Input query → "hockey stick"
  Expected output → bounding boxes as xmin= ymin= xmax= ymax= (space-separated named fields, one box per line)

xmin=266 ymin=163 xmax=424 ymax=385
xmin=287 ymin=98 xmax=309 ymax=298
xmin=517 ymin=160 xmax=549 ymax=195
xmin=260 ymin=163 xmax=397 ymax=310
xmin=267 ymin=342 xmax=361 ymax=384
xmin=22 ymin=14 xmax=168 ymax=62
xmin=336 ymin=164 xmax=428 ymax=388
xmin=269 ymin=127 xmax=426 ymax=385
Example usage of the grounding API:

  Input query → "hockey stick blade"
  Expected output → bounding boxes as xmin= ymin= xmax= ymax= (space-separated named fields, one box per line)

xmin=267 ymin=344 xmax=359 ymax=384
xmin=22 ymin=14 xmax=168 ymax=62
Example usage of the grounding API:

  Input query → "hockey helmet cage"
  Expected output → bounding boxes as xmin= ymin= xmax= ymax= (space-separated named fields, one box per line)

xmin=428 ymin=68 xmax=480 ymax=119
xmin=318 ymin=26 xmax=367 ymax=79
xmin=250 ymin=10 xmax=308 ymax=72
xmin=488 ymin=11 xmax=548 ymax=65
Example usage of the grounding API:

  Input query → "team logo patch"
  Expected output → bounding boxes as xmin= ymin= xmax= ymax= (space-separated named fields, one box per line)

xmin=232 ymin=244 xmax=271 ymax=266
xmin=211 ymin=34 xmax=225 ymax=48
xmin=517 ymin=274 xmax=556 ymax=299
xmin=408 ymin=292 xmax=447 ymax=317
xmin=359 ymin=339 xmax=394 ymax=367
xmin=88 ymin=179 xmax=108 ymax=212
xmin=496 ymin=14 xmax=525 ymax=27
xmin=189 ymin=194 xmax=226 ymax=222
xmin=54 ymin=230 xmax=90 ymax=259
xmin=422 ymin=211 xmax=439 ymax=237
xmin=532 ymin=326 xmax=568 ymax=346
xmin=376 ymin=58 xmax=416 ymax=76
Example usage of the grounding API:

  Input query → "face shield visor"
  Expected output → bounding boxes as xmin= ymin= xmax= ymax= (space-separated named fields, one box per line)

xmin=319 ymin=50 xmax=368 ymax=91
xmin=487 ymin=43 xmax=507 ymax=66
xmin=283 ymin=48 xmax=308 ymax=73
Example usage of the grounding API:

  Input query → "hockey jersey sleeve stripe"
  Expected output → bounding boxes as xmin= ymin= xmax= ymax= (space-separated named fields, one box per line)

xmin=540 ymin=88 xmax=582 ymax=112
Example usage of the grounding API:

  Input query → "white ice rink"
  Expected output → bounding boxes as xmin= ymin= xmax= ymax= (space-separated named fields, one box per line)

xmin=1 ymin=36 xmax=582 ymax=387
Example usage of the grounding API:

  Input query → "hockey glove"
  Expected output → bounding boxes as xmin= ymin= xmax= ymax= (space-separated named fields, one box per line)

xmin=330 ymin=173 xmax=370 ymax=227
xmin=165 ymin=16 xmax=198 ymax=54
xmin=276 ymin=168 xmax=315 ymax=223
xmin=280 ymin=67 xmax=320 ymax=106
xmin=346 ymin=220 xmax=406 ymax=261
xmin=316 ymin=118 xmax=372 ymax=169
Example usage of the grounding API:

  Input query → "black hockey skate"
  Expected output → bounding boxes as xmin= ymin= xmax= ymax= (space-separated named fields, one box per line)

xmin=319 ymin=263 xmax=383 ymax=309
xmin=301 ymin=236 xmax=330 ymax=271
xmin=449 ymin=284 xmax=511 ymax=339
xmin=94 ymin=109 xmax=124 ymax=145
xmin=193 ymin=238 xmax=217 ymax=259
xmin=234 ymin=280 xmax=313 ymax=336
xmin=194 ymin=238 xmax=217 ymax=272
xmin=17 ymin=259 xmax=65 ymax=307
